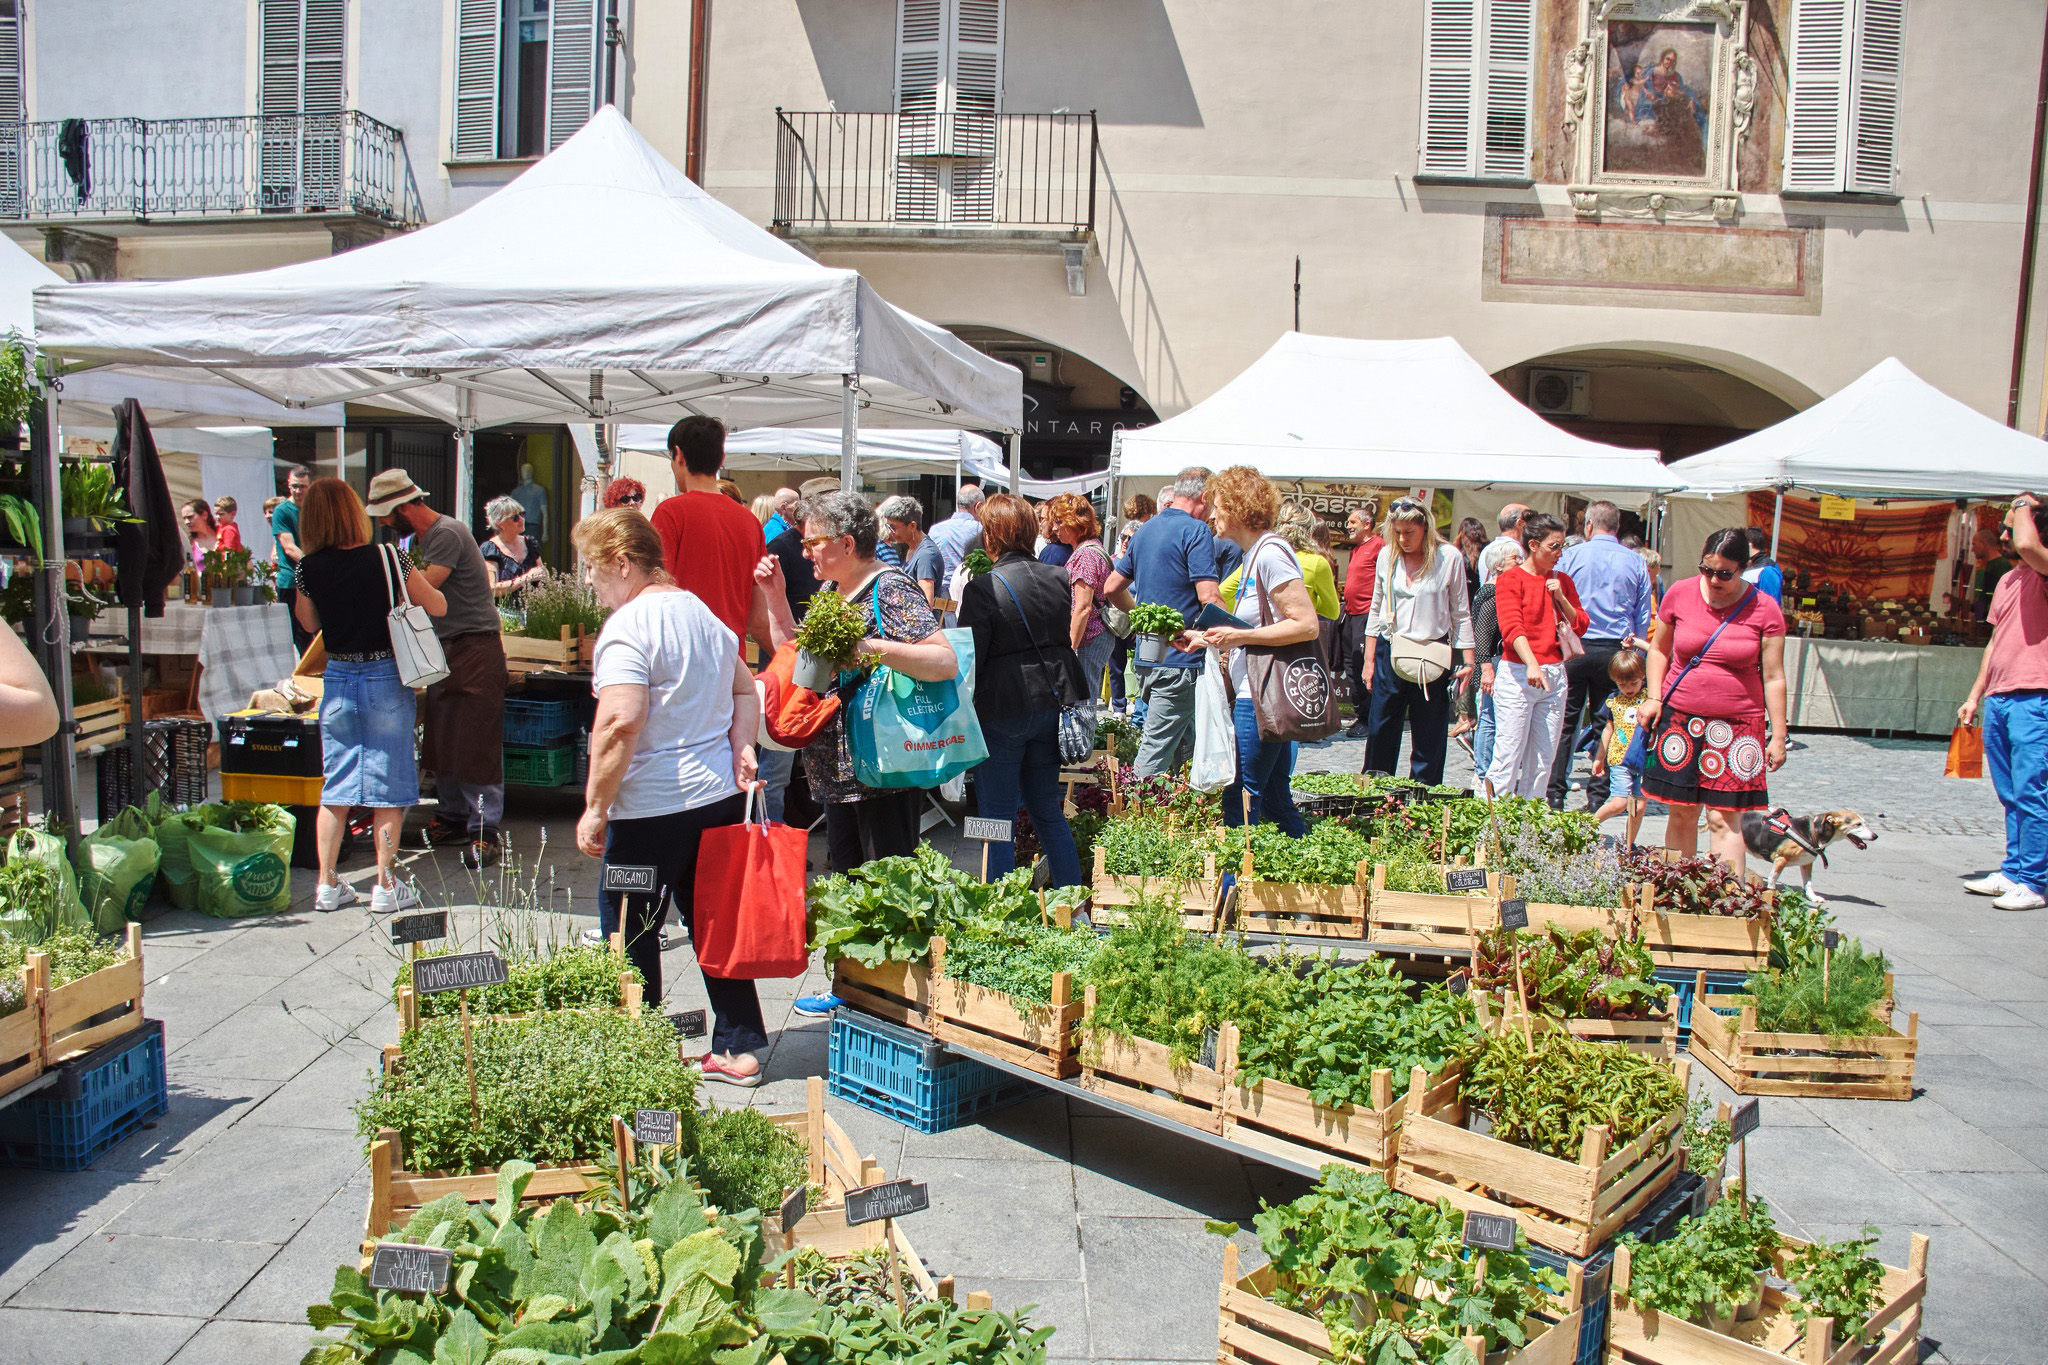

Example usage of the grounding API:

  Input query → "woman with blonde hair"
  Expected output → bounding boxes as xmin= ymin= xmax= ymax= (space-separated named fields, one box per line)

xmin=292 ymin=478 xmax=447 ymax=913
xmin=1361 ymin=497 xmax=1474 ymax=785
xmin=572 ymin=507 xmax=767 ymax=1086
xmin=1181 ymin=467 xmax=1320 ymax=833
xmin=750 ymin=493 xmax=778 ymax=526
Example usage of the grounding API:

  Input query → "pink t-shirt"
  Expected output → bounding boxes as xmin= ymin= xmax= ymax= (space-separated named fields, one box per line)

xmin=1659 ymin=577 xmax=1786 ymax=718
xmin=1987 ymin=563 xmax=2048 ymax=695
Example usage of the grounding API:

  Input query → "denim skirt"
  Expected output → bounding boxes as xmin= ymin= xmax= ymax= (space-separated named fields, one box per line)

xmin=319 ymin=656 xmax=420 ymax=807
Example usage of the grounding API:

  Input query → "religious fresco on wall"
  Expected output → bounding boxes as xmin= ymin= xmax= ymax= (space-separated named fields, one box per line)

xmin=1603 ymin=20 xmax=1717 ymax=178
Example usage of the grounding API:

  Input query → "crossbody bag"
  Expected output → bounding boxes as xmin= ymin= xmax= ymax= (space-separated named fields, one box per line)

xmin=1377 ymin=545 xmax=1455 ymax=692
xmin=380 ymin=545 xmax=449 ymax=688
xmin=990 ymin=569 xmax=1095 ymax=764
xmin=1623 ymin=585 xmax=1757 ymax=773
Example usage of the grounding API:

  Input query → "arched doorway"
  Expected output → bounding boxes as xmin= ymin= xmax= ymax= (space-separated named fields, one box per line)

xmin=945 ymin=325 xmax=1158 ymax=482
xmin=1492 ymin=346 xmax=1811 ymax=463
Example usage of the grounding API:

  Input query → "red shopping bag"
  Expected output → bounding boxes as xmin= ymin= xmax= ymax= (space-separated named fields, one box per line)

xmin=693 ymin=792 xmax=810 ymax=978
xmin=1945 ymin=724 xmax=1984 ymax=779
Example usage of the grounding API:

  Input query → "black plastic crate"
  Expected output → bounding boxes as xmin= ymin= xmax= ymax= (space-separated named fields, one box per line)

xmin=218 ymin=713 xmax=323 ymax=778
xmin=0 ymin=1019 xmax=167 ymax=1171
xmin=95 ymin=718 xmax=211 ymax=822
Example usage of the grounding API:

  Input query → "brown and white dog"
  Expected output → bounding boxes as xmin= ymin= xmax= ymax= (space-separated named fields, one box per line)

xmin=1739 ymin=809 xmax=1878 ymax=903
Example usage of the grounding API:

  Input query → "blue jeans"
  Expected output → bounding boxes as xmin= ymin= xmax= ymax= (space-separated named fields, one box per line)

xmin=975 ymin=708 xmax=1083 ymax=888
xmin=1223 ymin=695 xmax=1306 ymax=836
xmin=758 ymin=746 xmax=795 ymax=826
xmin=1986 ymin=691 xmax=2048 ymax=893
xmin=319 ymin=657 xmax=418 ymax=807
xmin=1474 ymin=688 xmax=1497 ymax=779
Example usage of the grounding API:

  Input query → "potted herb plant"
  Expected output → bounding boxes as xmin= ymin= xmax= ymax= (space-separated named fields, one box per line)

xmin=1128 ymin=603 xmax=1185 ymax=666
xmin=65 ymin=583 xmax=104 ymax=642
xmin=792 ymin=587 xmax=868 ymax=692
xmin=962 ymin=547 xmax=994 ymax=580
xmin=226 ymin=548 xmax=255 ymax=605
xmin=200 ymin=547 xmax=232 ymax=607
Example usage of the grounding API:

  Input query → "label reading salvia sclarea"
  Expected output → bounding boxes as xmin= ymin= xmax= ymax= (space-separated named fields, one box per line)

xmin=368 ymin=1242 xmax=453 ymax=1294
xmin=1445 ymin=867 xmax=1490 ymax=893
xmin=411 ymin=951 xmax=510 ymax=996
xmin=844 ymin=1179 xmax=931 ymax=1227
xmin=1461 ymin=1212 xmax=1518 ymax=1252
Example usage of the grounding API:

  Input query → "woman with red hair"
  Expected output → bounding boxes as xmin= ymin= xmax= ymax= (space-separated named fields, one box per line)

xmin=602 ymin=477 xmax=648 ymax=512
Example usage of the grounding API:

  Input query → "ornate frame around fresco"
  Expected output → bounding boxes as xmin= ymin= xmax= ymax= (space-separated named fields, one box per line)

xmin=1567 ymin=0 xmax=1750 ymax=221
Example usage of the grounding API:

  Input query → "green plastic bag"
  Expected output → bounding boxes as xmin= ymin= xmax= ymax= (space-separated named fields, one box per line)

xmin=2 ymin=829 xmax=91 ymax=940
xmin=187 ymin=804 xmax=296 ymax=918
xmin=76 ymin=808 xmax=161 ymax=931
xmin=147 ymin=796 xmax=205 ymax=911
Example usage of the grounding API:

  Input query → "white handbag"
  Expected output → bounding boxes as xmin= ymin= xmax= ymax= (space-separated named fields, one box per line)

xmin=382 ymin=545 xmax=450 ymax=688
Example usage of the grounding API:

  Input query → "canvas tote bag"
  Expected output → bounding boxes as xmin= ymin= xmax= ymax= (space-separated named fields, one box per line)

xmin=1243 ymin=535 xmax=1342 ymax=743
xmin=382 ymin=545 xmax=450 ymax=688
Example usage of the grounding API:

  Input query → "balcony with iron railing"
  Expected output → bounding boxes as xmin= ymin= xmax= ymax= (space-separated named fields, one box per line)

xmin=774 ymin=110 xmax=1096 ymax=243
xmin=0 ymin=111 xmax=423 ymax=226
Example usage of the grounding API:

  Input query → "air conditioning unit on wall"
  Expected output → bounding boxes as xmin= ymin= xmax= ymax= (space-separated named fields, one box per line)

xmin=1528 ymin=369 xmax=1591 ymax=417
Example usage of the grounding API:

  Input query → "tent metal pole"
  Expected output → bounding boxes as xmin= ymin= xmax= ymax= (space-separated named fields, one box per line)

xmin=839 ymin=375 xmax=857 ymax=491
xmin=1008 ymin=431 xmax=1022 ymax=496
xmin=33 ymin=386 xmax=76 ymax=844
xmin=333 ymin=425 xmax=345 ymax=481
xmin=1769 ymin=485 xmax=1785 ymax=561
xmin=455 ymin=387 xmax=476 ymax=527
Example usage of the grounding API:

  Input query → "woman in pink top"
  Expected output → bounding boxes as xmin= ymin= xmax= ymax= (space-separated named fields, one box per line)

xmin=1638 ymin=528 xmax=1788 ymax=872
xmin=1959 ymin=494 xmax=2048 ymax=910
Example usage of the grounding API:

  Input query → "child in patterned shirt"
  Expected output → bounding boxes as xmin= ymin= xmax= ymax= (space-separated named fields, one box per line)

xmin=1589 ymin=648 xmax=1649 ymax=847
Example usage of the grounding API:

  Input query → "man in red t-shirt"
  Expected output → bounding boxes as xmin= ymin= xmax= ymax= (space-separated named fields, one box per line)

xmin=1340 ymin=506 xmax=1385 ymax=738
xmin=648 ymin=417 xmax=767 ymax=645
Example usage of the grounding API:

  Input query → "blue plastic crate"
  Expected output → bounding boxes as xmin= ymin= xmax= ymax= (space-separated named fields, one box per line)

xmin=503 ymin=698 xmax=576 ymax=747
xmin=1523 ymin=1171 xmax=1706 ymax=1365
xmin=1656 ymin=967 xmax=1751 ymax=1048
xmin=827 ymin=1008 xmax=1036 ymax=1135
xmin=0 ymin=1019 xmax=167 ymax=1172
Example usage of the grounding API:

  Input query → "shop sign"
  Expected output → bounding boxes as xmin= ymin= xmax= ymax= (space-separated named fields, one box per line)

xmin=1819 ymin=495 xmax=1857 ymax=521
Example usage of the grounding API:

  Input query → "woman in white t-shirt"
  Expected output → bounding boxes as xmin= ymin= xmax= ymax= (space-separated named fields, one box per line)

xmin=572 ymin=508 xmax=768 ymax=1088
xmin=1179 ymin=467 xmax=1321 ymax=835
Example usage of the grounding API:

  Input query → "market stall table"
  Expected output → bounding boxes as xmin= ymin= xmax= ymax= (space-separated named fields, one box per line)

xmin=80 ymin=602 xmax=297 ymax=721
xmin=1780 ymin=634 xmax=1981 ymax=736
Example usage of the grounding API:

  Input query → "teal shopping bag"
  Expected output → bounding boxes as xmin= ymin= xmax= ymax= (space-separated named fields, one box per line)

xmin=846 ymin=626 xmax=987 ymax=790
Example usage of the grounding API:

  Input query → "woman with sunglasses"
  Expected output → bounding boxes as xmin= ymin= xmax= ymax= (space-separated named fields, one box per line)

xmin=1484 ymin=513 xmax=1587 ymax=800
xmin=1637 ymin=527 xmax=1788 ymax=871
xmin=602 ymin=477 xmax=648 ymax=512
xmin=1361 ymin=497 xmax=1473 ymax=785
xmin=481 ymin=495 xmax=546 ymax=607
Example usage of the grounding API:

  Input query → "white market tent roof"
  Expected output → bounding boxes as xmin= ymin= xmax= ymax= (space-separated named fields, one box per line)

xmin=1666 ymin=357 xmax=2047 ymax=498
xmin=1113 ymin=333 xmax=1679 ymax=493
xmin=615 ymin=423 xmax=1108 ymax=498
xmin=30 ymin=106 xmax=1020 ymax=515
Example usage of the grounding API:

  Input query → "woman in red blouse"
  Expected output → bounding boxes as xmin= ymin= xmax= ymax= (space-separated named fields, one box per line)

xmin=1483 ymin=514 xmax=1589 ymax=799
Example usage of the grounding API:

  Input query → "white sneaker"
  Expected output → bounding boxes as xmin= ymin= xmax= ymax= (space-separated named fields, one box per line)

xmin=1994 ymin=886 xmax=2047 ymax=912
xmin=1964 ymin=871 xmax=2016 ymax=897
xmin=369 ymin=880 xmax=421 ymax=914
xmin=579 ymin=926 xmax=606 ymax=947
xmin=313 ymin=880 xmax=360 ymax=912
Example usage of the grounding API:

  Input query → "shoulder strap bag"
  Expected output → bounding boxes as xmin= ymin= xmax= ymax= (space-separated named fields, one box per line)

xmin=1243 ymin=535 xmax=1342 ymax=743
xmin=991 ymin=568 xmax=1096 ymax=765
xmin=1553 ymin=573 xmax=1587 ymax=662
xmin=1623 ymin=585 xmax=1756 ymax=772
xmin=382 ymin=545 xmax=450 ymax=688
xmin=1381 ymin=544 xmax=1455 ymax=693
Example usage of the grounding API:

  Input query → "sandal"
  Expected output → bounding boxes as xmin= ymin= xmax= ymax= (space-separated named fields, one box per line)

xmin=698 ymin=1053 xmax=763 ymax=1088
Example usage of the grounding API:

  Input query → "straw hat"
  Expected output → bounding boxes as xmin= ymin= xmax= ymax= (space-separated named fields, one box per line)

xmin=363 ymin=469 xmax=428 ymax=517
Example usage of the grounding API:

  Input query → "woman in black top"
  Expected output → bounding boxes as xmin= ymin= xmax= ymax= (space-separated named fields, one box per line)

xmin=958 ymin=493 xmax=1084 ymax=887
xmin=292 ymin=478 xmax=446 ymax=914
xmin=481 ymin=495 xmax=545 ymax=607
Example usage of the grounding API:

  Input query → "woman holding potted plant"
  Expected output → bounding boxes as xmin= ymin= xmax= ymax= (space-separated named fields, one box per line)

xmin=756 ymin=491 xmax=958 ymax=872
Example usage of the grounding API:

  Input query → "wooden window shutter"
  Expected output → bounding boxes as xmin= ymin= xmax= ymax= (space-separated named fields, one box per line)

xmin=259 ymin=0 xmax=303 ymax=119
xmin=1846 ymin=0 xmax=1905 ymax=194
xmin=546 ymin=0 xmax=600 ymax=151
xmin=452 ymin=0 xmax=502 ymax=160
xmin=1479 ymin=0 xmax=1534 ymax=178
xmin=895 ymin=0 xmax=947 ymax=217
xmin=1420 ymin=0 xmax=1479 ymax=176
xmin=0 ymin=2 xmax=23 ymax=216
xmin=947 ymin=0 xmax=1001 ymax=216
xmin=301 ymin=0 xmax=346 ymax=208
xmin=1784 ymin=0 xmax=1853 ymax=191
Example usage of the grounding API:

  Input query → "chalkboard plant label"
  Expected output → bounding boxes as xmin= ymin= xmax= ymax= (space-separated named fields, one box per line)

xmin=411 ymin=950 xmax=509 ymax=996
xmin=962 ymin=816 xmax=1014 ymax=844
xmin=845 ymin=1178 xmax=930 ymax=1227
xmin=671 ymin=1010 xmax=707 ymax=1040
xmin=1461 ymin=1211 xmax=1518 ymax=1252
xmin=1446 ymin=867 xmax=1490 ymax=893
xmin=368 ymin=1242 xmax=453 ymax=1294
xmin=1728 ymin=1098 xmax=1761 ymax=1143
xmin=1497 ymin=898 xmax=1529 ymax=931
xmin=780 ymin=1184 xmax=809 ymax=1235
xmin=602 ymin=864 xmax=659 ymax=895
xmin=389 ymin=910 xmax=448 ymax=945
xmin=633 ymin=1108 xmax=680 ymax=1148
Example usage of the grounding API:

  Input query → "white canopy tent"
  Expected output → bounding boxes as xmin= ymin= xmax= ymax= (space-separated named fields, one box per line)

xmin=1665 ymin=357 xmax=2048 ymax=556
xmin=30 ymin=105 xmax=1023 ymax=523
xmin=1112 ymin=333 xmax=1679 ymax=496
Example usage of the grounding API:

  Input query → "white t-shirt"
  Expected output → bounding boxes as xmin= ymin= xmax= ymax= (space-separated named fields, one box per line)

xmin=590 ymin=589 xmax=740 ymax=820
xmin=1227 ymin=535 xmax=1306 ymax=691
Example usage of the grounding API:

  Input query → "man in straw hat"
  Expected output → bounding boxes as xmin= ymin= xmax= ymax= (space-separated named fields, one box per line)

xmin=365 ymin=469 xmax=508 ymax=868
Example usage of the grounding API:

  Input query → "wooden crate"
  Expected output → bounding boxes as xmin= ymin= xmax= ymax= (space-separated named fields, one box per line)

xmin=1689 ymin=977 xmax=1916 ymax=1101
xmin=1223 ymin=1055 xmax=1463 ymax=1174
xmin=1477 ymin=991 xmax=1680 ymax=1060
xmin=1079 ymin=990 xmax=1232 ymax=1134
xmin=928 ymin=936 xmax=1081 ymax=1079
xmin=1366 ymin=864 xmax=1502 ymax=950
xmin=1228 ymin=861 xmax=1370 ymax=940
xmin=1607 ymin=1232 xmax=1929 ymax=1365
xmin=72 ymin=691 xmax=127 ymax=752
xmin=501 ymin=625 xmax=589 ymax=675
xmin=394 ymin=933 xmax=643 ymax=1033
xmin=1392 ymin=1060 xmax=1688 ymax=1258
xmin=1089 ymin=846 xmax=1220 ymax=932
xmin=1638 ymin=878 xmax=1774 ymax=972
xmin=0 ymin=964 xmax=40 ymax=1101
xmin=36 ymin=922 xmax=145 ymax=1065
xmin=832 ymin=957 xmax=932 ymax=1030
xmin=1218 ymin=1241 xmax=1589 ymax=1365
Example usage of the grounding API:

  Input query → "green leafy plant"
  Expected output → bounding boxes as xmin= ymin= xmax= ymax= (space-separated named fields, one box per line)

xmin=0 ymin=330 xmax=31 ymax=431
xmin=58 ymin=460 xmax=137 ymax=528
xmin=1682 ymin=1092 xmax=1731 ymax=1176
xmin=807 ymin=844 xmax=1082 ymax=968
xmin=1623 ymin=1193 xmax=1779 ymax=1323
xmin=1457 ymin=1029 xmax=1685 ymax=1160
xmin=1786 ymin=1228 xmax=1887 ymax=1346
xmin=962 ymin=548 xmax=995 ymax=580
xmin=941 ymin=922 xmax=1105 ymax=1008
xmin=1079 ymin=903 xmax=1284 ymax=1068
xmin=1232 ymin=956 xmax=1475 ymax=1109
xmin=1470 ymin=925 xmax=1670 ymax=1022
xmin=1222 ymin=1166 xmax=1565 ymax=1365
xmin=1620 ymin=846 xmax=1771 ymax=920
xmin=1093 ymin=715 xmax=1139 ymax=763
xmin=0 ymin=492 xmax=40 ymax=561
xmin=1769 ymin=885 xmax=1834 ymax=966
xmin=1740 ymin=940 xmax=1892 ymax=1038
xmin=1127 ymin=603 xmax=1184 ymax=638
xmin=1217 ymin=819 xmax=1373 ymax=886
xmin=518 ymin=569 xmax=608 ymax=641
xmin=793 ymin=584 xmax=870 ymax=665
xmin=781 ymin=1245 xmax=929 ymax=1309
xmin=777 ymin=1291 xmax=1052 ymax=1365
xmin=694 ymin=1105 xmax=810 ymax=1219
xmin=398 ymin=940 xmax=639 ymax=1022
xmin=0 ymin=925 xmax=126 ymax=1015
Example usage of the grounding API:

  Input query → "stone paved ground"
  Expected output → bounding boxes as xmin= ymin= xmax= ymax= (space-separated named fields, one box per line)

xmin=0 ymin=731 xmax=2043 ymax=1363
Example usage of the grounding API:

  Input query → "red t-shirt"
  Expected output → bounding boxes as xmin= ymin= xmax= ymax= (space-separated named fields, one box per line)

xmin=1659 ymin=577 xmax=1786 ymax=717
xmin=1494 ymin=567 xmax=1589 ymax=667
xmin=648 ymin=490 xmax=766 ymax=642
xmin=1987 ymin=563 xmax=2048 ymax=695
xmin=1343 ymin=535 xmax=1384 ymax=616
xmin=216 ymin=522 xmax=244 ymax=553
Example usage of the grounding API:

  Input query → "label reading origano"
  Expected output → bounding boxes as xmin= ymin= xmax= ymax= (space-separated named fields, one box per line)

xmin=844 ymin=1179 xmax=931 ymax=1227
xmin=1446 ymin=867 xmax=1490 ymax=893
xmin=368 ymin=1242 xmax=453 ymax=1294
xmin=389 ymin=911 xmax=449 ymax=946
xmin=411 ymin=950 xmax=510 ymax=996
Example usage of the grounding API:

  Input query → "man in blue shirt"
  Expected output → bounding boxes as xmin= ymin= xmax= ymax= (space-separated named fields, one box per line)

xmin=928 ymin=483 xmax=987 ymax=588
xmin=1105 ymin=467 xmax=1222 ymax=776
xmin=1742 ymin=527 xmax=1785 ymax=603
xmin=1550 ymin=501 xmax=1654 ymax=810
xmin=761 ymin=487 xmax=798 ymax=544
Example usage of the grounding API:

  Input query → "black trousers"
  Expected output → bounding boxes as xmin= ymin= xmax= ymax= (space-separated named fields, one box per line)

xmin=1362 ymin=641 xmax=1453 ymax=785
xmin=824 ymin=788 xmax=924 ymax=874
xmin=1548 ymin=638 xmax=1623 ymax=809
xmin=599 ymin=793 xmax=765 ymax=1057
xmin=1341 ymin=614 xmax=1373 ymax=714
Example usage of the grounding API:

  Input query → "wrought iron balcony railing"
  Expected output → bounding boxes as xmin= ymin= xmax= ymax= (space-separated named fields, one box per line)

xmin=774 ymin=110 xmax=1095 ymax=232
xmin=0 ymin=111 xmax=423 ymax=225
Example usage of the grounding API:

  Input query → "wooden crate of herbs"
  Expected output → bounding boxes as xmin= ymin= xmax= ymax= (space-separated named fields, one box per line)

xmin=1079 ymin=994 xmax=1233 ymax=1134
xmin=72 ymin=690 xmax=128 ymax=752
xmin=1476 ymin=991 xmax=1680 ymax=1060
xmin=1688 ymin=974 xmax=1917 ymax=1102
xmin=1226 ymin=856 xmax=1370 ymax=940
xmin=1222 ymin=1053 xmax=1463 ymax=1174
xmin=1634 ymin=856 xmax=1775 ymax=972
xmin=0 ymin=963 xmax=41 ymax=1101
xmin=393 ymin=932 xmax=644 ymax=1033
xmin=1365 ymin=864 xmax=1502 ymax=950
xmin=1392 ymin=1059 xmax=1689 ymax=1259
xmin=1607 ymin=1232 xmax=1929 ymax=1365
xmin=831 ymin=956 xmax=933 ymax=1030
xmin=928 ymin=935 xmax=1082 ymax=1079
xmin=38 ymin=922 xmax=145 ymax=1064
xmin=1218 ymin=1241 xmax=1592 ymax=1365
xmin=501 ymin=624 xmax=591 ymax=674
xmin=1088 ymin=846 xmax=1221 ymax=932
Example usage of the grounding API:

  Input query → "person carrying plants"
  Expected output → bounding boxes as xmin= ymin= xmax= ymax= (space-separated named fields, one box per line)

xmin=1103 ymin=467 xmax=1223 ymax=777
xmin=1960 ymin=492 xmax=2048 ymax=910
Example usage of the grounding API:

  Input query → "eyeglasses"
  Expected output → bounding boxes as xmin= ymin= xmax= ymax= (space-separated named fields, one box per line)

xmin=508 ymin=513 xmax=525 ymax=522
xmin=801 ymin=534 xmax=842 ymax=550
xmin=615 ymin=493 xmax=644 ymax=506
xmin=1698 ymin=564 xmax=1741 ymax=582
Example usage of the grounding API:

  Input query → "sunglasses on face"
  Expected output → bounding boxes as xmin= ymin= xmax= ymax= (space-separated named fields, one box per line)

xmin=802 ymin=534 xmax=841 ymax=550
xmin=1698 ymin=564 xmax=1741 ymax=582
xmin=615 ymin=493 xmax=644 ymax=506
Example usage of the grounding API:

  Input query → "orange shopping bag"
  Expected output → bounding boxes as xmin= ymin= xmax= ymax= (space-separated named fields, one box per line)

xmin=692 ymin=790 xmax=810 ymax=978
xmin=1945 ymin=724 xmax=1984 ymax=779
